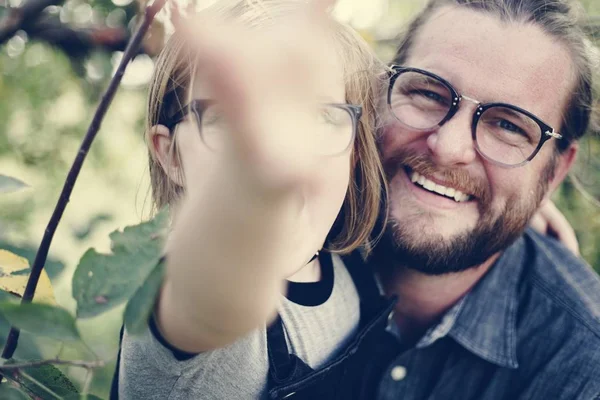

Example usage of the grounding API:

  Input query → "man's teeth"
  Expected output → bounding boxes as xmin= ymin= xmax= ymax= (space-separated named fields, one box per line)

xmin=410 ymin=171 xmax=471 ymax=202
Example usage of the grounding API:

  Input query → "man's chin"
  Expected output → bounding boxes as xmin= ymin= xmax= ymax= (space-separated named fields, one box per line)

xmin=375 ymin=216 xmax=525 ymax=276
xmin=381 ymin=230 xmax=485 ymax=275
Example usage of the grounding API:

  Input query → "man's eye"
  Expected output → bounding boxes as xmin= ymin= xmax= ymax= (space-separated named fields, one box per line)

xmin=407 ymin=88 xmax=449 ymax=106
xmin=498 ymin=119 xmax=527 ymax=136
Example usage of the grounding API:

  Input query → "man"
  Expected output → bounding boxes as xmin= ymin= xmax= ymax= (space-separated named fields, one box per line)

xmin=369 ymin=0 xmax=600 ymax=398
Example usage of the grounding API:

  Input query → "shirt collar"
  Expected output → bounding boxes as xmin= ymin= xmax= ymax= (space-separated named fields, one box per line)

xmin=418 ymin=235 xmax=528 ymax=369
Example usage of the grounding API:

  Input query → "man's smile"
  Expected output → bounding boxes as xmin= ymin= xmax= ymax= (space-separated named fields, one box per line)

xmin=407 ymin=167 xmax=474 ymax=203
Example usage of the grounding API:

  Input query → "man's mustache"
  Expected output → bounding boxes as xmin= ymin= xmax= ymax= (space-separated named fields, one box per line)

xmin=383 ymin=149 xmax=488 ymax=201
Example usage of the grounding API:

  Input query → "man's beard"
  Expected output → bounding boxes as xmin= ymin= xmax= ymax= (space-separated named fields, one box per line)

xmin=374 ymin=149 xmax=556 ymax=275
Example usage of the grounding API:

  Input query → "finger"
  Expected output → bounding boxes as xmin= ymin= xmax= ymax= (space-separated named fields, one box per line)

xmin=311 ymin=0 xmax=337 ymax=13
xmin=541 ymin=201 xmax=580 ymax=256
xmin=181 ymin=15 xmax=325 ymax=189
xmin=529 ymin=212 xmax=548 ymax=236
xmin=182 ymin=19 xmax=271 ymax=152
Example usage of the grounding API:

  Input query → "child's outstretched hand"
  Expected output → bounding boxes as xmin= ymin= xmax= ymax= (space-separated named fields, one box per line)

xmin=160 ymin=0 xmax=344 ymax=353
xmin=183 ymin=0 xmax=338 ymax=194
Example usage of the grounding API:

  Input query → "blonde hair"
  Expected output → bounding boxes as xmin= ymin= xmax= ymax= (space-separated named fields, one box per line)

xmin=146 ymin=0 xmax=387 ymax=254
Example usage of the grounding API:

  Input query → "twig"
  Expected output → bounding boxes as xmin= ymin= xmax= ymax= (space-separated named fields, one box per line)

xmin=0 ymin=359 xmax=105 ymax=370
xmin=54 ymin=342 xmax=64 ymax=360
xmin=18 ymin=369 xmax=61 ymax=399
xmin=81 ymin=368 xmax=93 ymax=395
xmin=25 ymin=15 xmax=131 ymax=58
xmin=0 ymin=0 xmax=169 ymax=375
xmin=0 ymin=0 xmax=63 ymax=45
xmin=23 ymin=14 xmax=155 ymax=59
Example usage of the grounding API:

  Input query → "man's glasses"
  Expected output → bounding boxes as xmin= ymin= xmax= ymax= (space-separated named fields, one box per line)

xmin=162 ymin=100 xmax=362 ymax=157
xmin=387 ymin=66 xmax=563 ymax=167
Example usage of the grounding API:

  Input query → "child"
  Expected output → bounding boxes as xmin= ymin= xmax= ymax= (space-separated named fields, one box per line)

xmin=114 ymin=0 xmax=396 ymax=399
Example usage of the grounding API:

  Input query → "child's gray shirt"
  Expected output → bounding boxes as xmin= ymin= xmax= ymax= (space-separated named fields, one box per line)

xmin=118 ymin=254 xmax=360 ymax=399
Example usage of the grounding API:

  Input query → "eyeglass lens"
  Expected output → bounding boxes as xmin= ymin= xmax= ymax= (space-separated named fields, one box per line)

xmin=389 ymin=70 xmax=543 ymax=166
xmin=191 ymin=103 xmax=356 ymax=156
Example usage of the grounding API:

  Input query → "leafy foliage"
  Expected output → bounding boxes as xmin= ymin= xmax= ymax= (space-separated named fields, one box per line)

xmin=0 ymin=250 xmax=56 ymax=303
xmin=124 ymin=258 xmax=164 ymax=335
xmin=0 ymin=289 xmax=18 ymax=304
xmin=73 ymin=213 xmax=114 ymax=242
xmin=0 ymin=0 xmax=598 ymax=398
xmin=0 ymin=176 xmax=28 ymax=194
xmin=0 ymin=385 xmax=30 ymax=400
xmin=0 ymin=210 xmax=168 ymax=398
xmin=0 ymin=303 xmax=80 ymax=342
xmin=0 ymin=287 xmax=51 ymax=363
xmin=0 ymin=241 xmax=65 ymax=282
xmin=8 ymin=363 xmax=80 ymax=398
xmin=72 ymin=208 xmax=168 ymax=319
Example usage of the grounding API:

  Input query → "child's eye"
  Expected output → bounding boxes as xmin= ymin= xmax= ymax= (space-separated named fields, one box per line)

xmin=202 ymin=107 xmax=225 ymax=127
xmin=317 ymin=106 xmax=347 ymax=126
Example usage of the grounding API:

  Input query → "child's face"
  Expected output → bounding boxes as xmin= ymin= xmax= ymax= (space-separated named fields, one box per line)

xmin=174 ymin=50 xmax=352 ymax=274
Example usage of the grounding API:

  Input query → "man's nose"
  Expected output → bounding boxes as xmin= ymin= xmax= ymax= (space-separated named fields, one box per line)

xmin=426 ymin=105 xmax=478 ymax=167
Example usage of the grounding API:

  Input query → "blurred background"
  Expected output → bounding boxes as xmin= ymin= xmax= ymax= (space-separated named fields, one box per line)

xmin=0 ymin=0 xmax=599 ymax=397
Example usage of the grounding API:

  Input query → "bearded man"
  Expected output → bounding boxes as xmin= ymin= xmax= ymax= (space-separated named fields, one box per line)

xmin=369 ymin=0 xmax=600 ymax=398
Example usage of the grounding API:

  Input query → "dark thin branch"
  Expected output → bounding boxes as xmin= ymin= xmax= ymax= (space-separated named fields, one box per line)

xmin=0 ymin=358 xmax=105 ymax=370
xmin=0 ymin=0 xmax=168 ymax=374
xmin=0 ymin=0 xmax=63 ymax=45
xmin=24 ymin=14 xmax=142 ymax=59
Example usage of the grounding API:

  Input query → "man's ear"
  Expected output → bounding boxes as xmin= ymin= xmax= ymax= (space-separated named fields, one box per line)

xmin=148 ymin=124 xmax=185 ymax=187
xmin=546 ymin=142 xmax=579 ymax=197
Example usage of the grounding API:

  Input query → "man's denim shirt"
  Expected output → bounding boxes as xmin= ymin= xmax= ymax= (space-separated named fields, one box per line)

xmin=378 ymin=229 xmax=600 ymax=400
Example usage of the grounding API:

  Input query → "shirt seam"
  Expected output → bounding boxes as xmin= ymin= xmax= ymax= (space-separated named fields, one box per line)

xmin=530 ymin=273 xmax=600 ymax=341
xmin=166 ymin=372 xmax=185 ymax=400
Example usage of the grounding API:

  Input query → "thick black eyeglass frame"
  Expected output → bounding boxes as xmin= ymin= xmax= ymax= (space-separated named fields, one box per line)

xmin=162 ymin=99 xmax=363 ymax=154
xmin=387 ymin=65 xmax=563 ymax=168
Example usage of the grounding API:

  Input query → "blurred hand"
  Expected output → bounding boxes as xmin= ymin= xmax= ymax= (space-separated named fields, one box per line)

xmin=530 ymin=201 xmax=580 ymax=256
xmin=160 ymin=2 xmax=345 ymax=351
xmin=183 ymin=0 xmax=338 ymax=197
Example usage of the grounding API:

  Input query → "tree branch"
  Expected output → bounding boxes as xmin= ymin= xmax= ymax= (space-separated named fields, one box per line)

xmin=0 ymin=0 xmax=169 ymax=375
xmin=0 ymin=358 xmax=105 ymax=370
xmin=0 ymin=0 xmax=63 ymax=45
xmin=24 ymin=14 xmax=140 ymax=59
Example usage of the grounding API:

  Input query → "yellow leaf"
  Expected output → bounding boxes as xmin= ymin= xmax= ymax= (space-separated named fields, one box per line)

xmin=0 ymin=250 xmax=56 ymax=305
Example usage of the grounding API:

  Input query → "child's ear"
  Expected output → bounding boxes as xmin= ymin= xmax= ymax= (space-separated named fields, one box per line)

xmin=148 ymin=124 xmax=185 ymax=187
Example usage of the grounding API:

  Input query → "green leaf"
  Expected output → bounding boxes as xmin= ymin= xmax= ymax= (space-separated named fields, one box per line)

xmin=64 ymin=394 xmax=104 ymax=400
xmin=73 ymin=208 xmax=169 ymax=319
xmin=9 ymin=363 xmax=79 ymax=398
xmin=0 ymin=175 xmax=28 ymax=194
xmin=0 ymin=302 xmax=80 ymax=342
xmin=72 ymin=213 xmax=114 ymax=241
xmin=0 ymin=311 xmax=46 ymax=362
xmin=0 ymin=292 xmax=44 ymax=362
xmin=0 ymin=384 xmax=31 ymax=400
xmin=0 ymin=288 xmax=19 ymax=303
xmin=0 ymin=241 xmax=65 ymax=281
xmin=124 ymin=260 xmax=165 ymax=335
xmin=10 ymin=269 xmax=30 ymax=276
